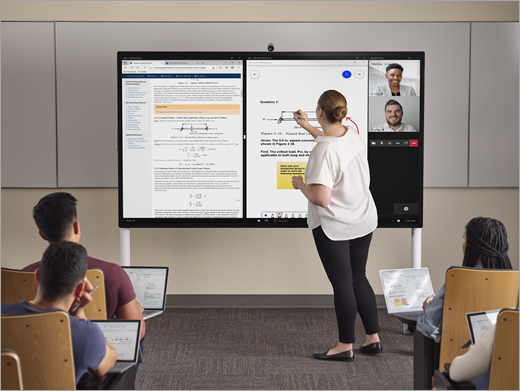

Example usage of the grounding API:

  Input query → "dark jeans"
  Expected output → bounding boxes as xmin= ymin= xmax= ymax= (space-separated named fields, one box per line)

xmin=312 ymin=226 xmax=380 ymax=343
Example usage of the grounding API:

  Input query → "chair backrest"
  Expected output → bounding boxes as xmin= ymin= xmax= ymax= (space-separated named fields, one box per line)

xmin=489 ymin=309 xmax=519 ymax=390
xmin=1 ymin=268 xmax=107 ymax=320
xmin=84 ymin=269 xmax=107 ymax=320
xmin=1 ymin=268 xmax=38 ymax=304
xmin=1 ymin=311 xmax=76 ymax=390
xmin=439 ymin=267 xmax=519 ymax=370
xmin=2 ymin=349 xmax=24 ymax=390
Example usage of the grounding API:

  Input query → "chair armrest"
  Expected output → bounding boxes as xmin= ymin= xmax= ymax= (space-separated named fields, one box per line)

xmin=434 ymin=369 xmax=477 ymax=390
xmin=434 ymin=369 xmax=454 ymax=390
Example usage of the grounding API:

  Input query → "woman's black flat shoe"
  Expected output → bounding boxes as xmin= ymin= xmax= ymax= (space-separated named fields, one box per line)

xmin=313 ymin=349 xmax=355 ymax=362
xmin=359 ymin=342 xmax=383 ymax=354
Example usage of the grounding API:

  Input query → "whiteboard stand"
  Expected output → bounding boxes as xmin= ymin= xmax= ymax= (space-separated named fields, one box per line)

xmin=411 ymin=227 xmax=422 ymax=268
xmin=120 ymin=228 xmax=131 ymax=267
xmin=401 ymin=227 xmax=423 ymax=335
xmin=119 ymin=226 xmax=422 ymax=269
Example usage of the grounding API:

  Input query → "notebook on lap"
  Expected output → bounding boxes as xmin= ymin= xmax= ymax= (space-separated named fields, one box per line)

xmin=91 ymin=319 xmax=141 ymax=373
xmin=122 ymin=267 xmax=169 ymax=320
xmin=379 ymin=267 xmax=434 ymax=318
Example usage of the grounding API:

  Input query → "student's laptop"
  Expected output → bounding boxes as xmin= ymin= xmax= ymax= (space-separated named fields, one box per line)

xmin=465 ymin=309 xmax=501 ymax=345
xmin=91 ymin=319 xmax=141 ymax=373
xmin=122 ymin=267 xmax=169 ymax=320
xmin=379 ymin=268 xmax=435 ymax=319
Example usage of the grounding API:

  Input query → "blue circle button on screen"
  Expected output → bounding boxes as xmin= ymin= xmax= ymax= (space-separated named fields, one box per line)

xmin=342 ymin=70 xmax=352 ymax=79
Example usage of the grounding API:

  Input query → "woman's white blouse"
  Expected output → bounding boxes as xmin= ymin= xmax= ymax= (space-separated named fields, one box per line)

xmin=305 ymin=128 xmax=377 ymax=240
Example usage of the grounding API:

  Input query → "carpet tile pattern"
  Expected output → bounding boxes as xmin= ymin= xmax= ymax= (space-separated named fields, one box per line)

xmin=136 ymin=308 xmax=413 ymax=390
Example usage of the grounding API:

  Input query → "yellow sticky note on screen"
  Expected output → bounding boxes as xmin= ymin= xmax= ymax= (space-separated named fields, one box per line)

xmin=394 ymin=298 xmax=402 ymax=307
xmin=277 ymin=162 xmax=307 ymax=189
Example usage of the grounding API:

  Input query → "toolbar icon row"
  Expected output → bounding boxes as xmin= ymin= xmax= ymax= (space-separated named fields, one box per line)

xmin=369 ymin=140 xmax=419 ymax=147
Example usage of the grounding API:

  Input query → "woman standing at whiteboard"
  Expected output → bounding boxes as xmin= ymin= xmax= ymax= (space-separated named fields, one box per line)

xmin=292 ymin=90 xmax=381 ymax=362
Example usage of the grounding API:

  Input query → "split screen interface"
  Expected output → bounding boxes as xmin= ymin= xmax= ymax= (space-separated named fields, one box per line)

xmin=120 ymin=53 xmax=423 ymax=227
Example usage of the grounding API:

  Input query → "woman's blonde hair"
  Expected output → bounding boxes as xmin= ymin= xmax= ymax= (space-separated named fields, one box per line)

xmin=317 ymin=90 xmax=348 ymax=124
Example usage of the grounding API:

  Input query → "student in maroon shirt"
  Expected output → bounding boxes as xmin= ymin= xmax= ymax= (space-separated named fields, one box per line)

xmin=23 ymin=192 xmax=146 ymax=341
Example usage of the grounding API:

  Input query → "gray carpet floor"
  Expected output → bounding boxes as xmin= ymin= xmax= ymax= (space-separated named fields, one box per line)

xmin=136 ymin=308 xmax=413 ymax=390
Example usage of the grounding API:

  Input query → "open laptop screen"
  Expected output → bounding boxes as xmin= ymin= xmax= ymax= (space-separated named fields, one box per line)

xmin=379 ymin=268 xmax=434 ymax=314
xmin=122 ymin=267 xmax=169 ymax=310
xmin=92 ymin=320 xmax=141 ymax=362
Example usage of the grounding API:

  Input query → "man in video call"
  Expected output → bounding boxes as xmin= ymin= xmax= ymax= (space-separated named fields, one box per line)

xmin=370 ymin=99 xmax=417 ymax=132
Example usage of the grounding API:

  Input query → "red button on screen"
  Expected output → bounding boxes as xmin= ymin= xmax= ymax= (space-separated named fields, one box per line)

xmin=410 ymin=140 xmax=419 ymax=147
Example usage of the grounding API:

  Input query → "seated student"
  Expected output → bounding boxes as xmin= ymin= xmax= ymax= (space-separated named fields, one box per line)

xmin=2 ymin=241 xmax=117 ymax=384
xmin=416 ymin=217 xmax=512 ymax=341
xmin=449 ymin=323 xmax=496 ymax=390
xmin=23 ymin=192 xmax=145 ymax=341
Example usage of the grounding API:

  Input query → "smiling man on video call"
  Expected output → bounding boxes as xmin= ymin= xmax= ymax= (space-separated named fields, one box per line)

xmin=370 ymin=99 xmax=417 ymax=132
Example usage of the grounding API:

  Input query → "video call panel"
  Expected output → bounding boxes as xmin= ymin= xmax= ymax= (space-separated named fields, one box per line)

xmin=366 ymin=59 xmax=423 ymax=225
xmin=118 ymin=52 xmax=424 ymax=228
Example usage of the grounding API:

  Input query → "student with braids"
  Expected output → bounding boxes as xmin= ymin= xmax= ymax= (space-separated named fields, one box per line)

xmin=416 ymin=217 xmax=513 ymax=341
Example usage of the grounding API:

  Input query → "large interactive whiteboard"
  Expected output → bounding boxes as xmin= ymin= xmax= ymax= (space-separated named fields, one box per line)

xmin=118 ymin=51 xmax=424 ymax=228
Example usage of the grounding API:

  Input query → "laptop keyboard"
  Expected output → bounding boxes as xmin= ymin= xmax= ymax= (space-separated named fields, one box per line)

xmin=113 ymin=362 xmax=134 ymax=369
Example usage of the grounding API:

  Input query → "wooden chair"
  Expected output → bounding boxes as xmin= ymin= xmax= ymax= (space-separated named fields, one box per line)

xmin=414 ymin=267 xmax=519 ymax=390
xmin=488 ymin=309 xmax=519 ymax=390
xmin=1 ymin=311 xmax=76 ymax=390
xmin=438 ymin=267 xmax=519 ymax=370
xmin=84 ymin=268 xmax=107 ymax=320
xmin=434 ymin=309 xmax=519 ymax=390
xmin=1 ymin=267 xmax=107 ymax=320
xmin=2 ymin=349 xmax=24 ymax=390
xmin=1 ymin=268 xmax=38 ymax=304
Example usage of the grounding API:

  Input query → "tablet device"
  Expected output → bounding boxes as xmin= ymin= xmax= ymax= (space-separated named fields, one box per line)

xmin=465 ymin=309 xmax=501 ymax=345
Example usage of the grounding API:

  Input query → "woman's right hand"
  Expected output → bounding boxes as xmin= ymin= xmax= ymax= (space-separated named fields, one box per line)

xmin=294 ymin=109 xmax=323 ymax=139
xmin=293 ymin=109 xmax=309 ymax=127
xmin=422 ymin=294 xmax=436 ymax=312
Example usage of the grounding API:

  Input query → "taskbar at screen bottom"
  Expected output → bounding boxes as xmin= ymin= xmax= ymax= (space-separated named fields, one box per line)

xmin=377 ymin=215 xmax=422 ymax=228
xmin=120 ymin=217 xmax=309 ymax=228
xmin=119 ymin=216 xmax=421 ymax=228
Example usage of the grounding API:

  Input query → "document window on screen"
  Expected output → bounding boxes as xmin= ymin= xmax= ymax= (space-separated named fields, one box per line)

xmin=122 ymin=60 xmax=244 ymax=219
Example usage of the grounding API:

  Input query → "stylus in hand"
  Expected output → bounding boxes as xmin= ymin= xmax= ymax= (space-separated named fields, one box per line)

xmin=293 ymin=112 xmax=307 ymax=121
xmin=71 ymin=284 xmax=99 ymax=312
